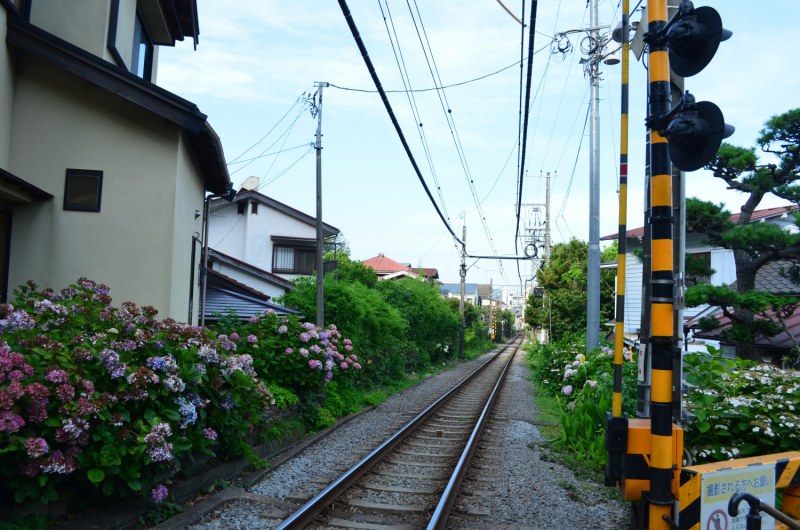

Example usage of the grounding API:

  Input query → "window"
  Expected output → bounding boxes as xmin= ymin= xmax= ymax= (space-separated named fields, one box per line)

xmin=273 ymin=246 xmax=316 ymax=275
xmin=131 ymin=13 xmax=154 ymax=81
xmin=251 ymin=203 xmax=258 ymax=214
xmin=237 ymin=202 xmax=246 ymax=215
xmin=63 ymin=170 xmax=103 ymax=212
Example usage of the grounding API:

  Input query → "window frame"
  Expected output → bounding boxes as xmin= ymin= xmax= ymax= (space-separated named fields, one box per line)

xmin=131 ymin=10 xmax=154 ymax=81
xmin=107 ymin=1 xmax=154 ymax=82
xmin=272 ymin=245 xmax=316 ymax=275
xmin=63 ymin=169 xmax=103 ymax=212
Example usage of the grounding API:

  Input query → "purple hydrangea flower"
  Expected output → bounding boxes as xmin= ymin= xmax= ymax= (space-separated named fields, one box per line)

xmin=249 ymin=316 xmax=260 ymax=323
xmin=152 ymin=485 xmax=169 ymax=504
xmin=299 ymin=332 xmax=310 ymax=342
xmin=230 ymin=333 xmax=240 ymax=340
xmin=24 ymin=437 xmax=49 ymax=458
xmin=340 ymin=362 xmax=348 ymax=369
xmin=202 ymin=428 xmax=217 ymax=440
xmin=299 ymin=348 xmax=309 ymax=357
xmin=285 ymin=348 xmax=294 ymax=354
xmin=277 ymin=325 xmax=288 ymax=334
xmin=0 ymin=411 xmax=25 ymax=433
xmin=247 ymin=335 xmax=257 ymax=343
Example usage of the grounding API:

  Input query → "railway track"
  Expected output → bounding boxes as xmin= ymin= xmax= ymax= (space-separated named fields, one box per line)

xmin=272 ymin=334 xmax=525 ymax=530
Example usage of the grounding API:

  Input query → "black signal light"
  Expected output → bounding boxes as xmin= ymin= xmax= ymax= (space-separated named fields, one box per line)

xmin=665 ymin=1 xmax=732 ymax=77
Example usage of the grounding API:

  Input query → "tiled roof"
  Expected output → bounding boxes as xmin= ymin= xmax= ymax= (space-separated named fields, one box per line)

xmin=362 ymin=253 xmax=410 ymax=273
xmin=420 ymin=268 xmax=439 ymax=279
xmin=600 ymin=204 xmax=799 ymax=241
xmin=729 ymin=260 xmax=800 ymax=295
xmin=688 ymin=306 xmax=800 ymax=350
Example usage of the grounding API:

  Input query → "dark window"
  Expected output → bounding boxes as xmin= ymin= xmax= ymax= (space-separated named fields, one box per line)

xmin=237 ymin=202 xmax=246 ymax=215
xmin=131 ymin=12 xmax=153 ymax=81
xmin=63 ymin=169 xmax=103 ymax=212
xmin=273 ymin=246 xmax=316 ymax=275
xmin=251 ymin=202 xmax=258 ymax=214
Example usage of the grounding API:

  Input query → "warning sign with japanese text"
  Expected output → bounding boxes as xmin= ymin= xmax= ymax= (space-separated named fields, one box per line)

xmin=700 ymin=463 xmax=775 ymax=530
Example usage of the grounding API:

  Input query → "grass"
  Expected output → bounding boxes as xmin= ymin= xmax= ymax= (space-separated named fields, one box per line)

xmin=531 ymin=381 xmax=563 ymax=441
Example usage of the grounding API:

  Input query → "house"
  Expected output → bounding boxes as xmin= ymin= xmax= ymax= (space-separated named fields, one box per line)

xmin=361 ymin=253 xmax=439 ymax=281
xmin=439 ymin=283 xmax=481 ymax=306
xmin=205 ymin=187 xmax=339 ymax=319
xmin=600 ymin=204 xmax=800 ymax=344
xmin=0 ymin=0 xmax=231 ymax=324
xmin=685 ymin=260 xmax=800 ymax=362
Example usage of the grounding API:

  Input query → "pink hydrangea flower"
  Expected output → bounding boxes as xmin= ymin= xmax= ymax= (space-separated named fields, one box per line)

xmin=46 ymin=370 xmax=69 ymax=384
xmin=277 ymin=325 xmax=288 ymax=334
xmin=353 ymin=363 xmax=361 ymax=369
xmin=8 ymin=370 xmax=23 ymax=381
xmin=309 ymin=360 xmax=322 ymax=369
xmin=285 ymin=348 xmax=294 ymax=354
xmin=586 ymin=380 xmax=598 ymax=388
xmin=345 ymin=345 xmax=353 ymax=352
xmin=343 ymin=339 xmax=352 ymax=345
xmin=7 ymin=381 xmax=24 ymax=399
xmin=24 ymin=438 xmax=49 ymax=458
xmin=350 ymin=355 xmax=357 ymax=361
xmin=249 ymin=316 xmax=260 ymax=323
xmin=561 ymin=385 xmax=573 ymax=396
xmin=230 ymin=333 xmax=240 ymax=340
xmin=299 ymin=348 xmax=309 ymax=357
xmin=340 ymin=362 xmax=348 ymax=370
xmin=0 ymin=411 xmax=25 ymax=433
xmin=300 ymin=332 xmax=310 ymax=342
xmin=247 ymin=335 xmax=257 ymax=343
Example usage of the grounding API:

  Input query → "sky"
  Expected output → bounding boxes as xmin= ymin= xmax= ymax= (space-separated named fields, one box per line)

xmin=157 ymin=0 xmax=800 ymax=293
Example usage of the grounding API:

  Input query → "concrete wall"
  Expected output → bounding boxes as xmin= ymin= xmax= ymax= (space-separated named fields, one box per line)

xmin=5 ymin=56 xmax=204 ymax=320
xmin=209 ymin=199 xmax=318 ymax=280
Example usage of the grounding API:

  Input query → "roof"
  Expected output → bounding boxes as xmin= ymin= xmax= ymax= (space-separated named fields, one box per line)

xmin=420 ymin=268 xmax=439 ymax=279
xmin=687 ymin=306 xmax=800 ymax=351
xmin=212 ymin=190 xmax=339 ymax=237
xmin=439 ymin=283 xmax=479 ymax=296
xmin=728 ymin=260 xmax=800 ymax=296
xmin=156 ymin=0 xmax=200 ymax=47
xmin=600 ymin=259 xmax=618 ymax=269
xmin=0 ymin=167 xmax=53 ymax=200
xmin=208 ymin=249 xmax=294 ymax=291
xmin=379 ymin=270 xmax=419 ymax=281
xmin=206 ymin=269 xmax=270 ymax=300
xmin=204 ymin=287 xmax=299 ymax=321
xmin=600 ymin=204 xmax=800 ymax=241
xmin=4 ymin=12 xmax=230 ymax=194
xmin=362 ymin=253 xmax=410 ymax=274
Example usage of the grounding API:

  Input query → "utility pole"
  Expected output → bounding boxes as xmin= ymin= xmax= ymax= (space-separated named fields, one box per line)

xmin=458 ymin=224 xmax=467 ymax=358
xmin=313 ymin=81 xmax=329 ymax=328
xmin=489 ymin=277 xmax=494 ymax=342
xmin=586 ymin=0 xmax=602 ymax=351
xmin=545 ymin=171 xmax=552 ymax=262
xmin=553 ymin=3 xmax=614 ymax=351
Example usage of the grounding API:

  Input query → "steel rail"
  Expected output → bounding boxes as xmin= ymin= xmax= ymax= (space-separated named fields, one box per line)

xmin=273 ymin=334 xmax=522 ymax=530
xmin=426 ymin=338 xmax=521 ymax=529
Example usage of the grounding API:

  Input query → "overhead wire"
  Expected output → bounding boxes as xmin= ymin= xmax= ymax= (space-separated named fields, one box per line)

xmin=405 ymin=0 xmax=509 ymax=284
xmin=227 ymin=94 xmax=306 ymax=164
xmin=259 ymin=147 xmax=315 ymax=189
xmin=336 ymin=0 xmax=463 ymax=245
xmin=379 ymin=0 xmax=451 ymax=224
xmin=230 ymin=104 xmax=308 ymax=177
xmin=226 ymin=144 xmax=311 ymax=166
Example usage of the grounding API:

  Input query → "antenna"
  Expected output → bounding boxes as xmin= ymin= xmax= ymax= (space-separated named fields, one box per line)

xmin=240 ymin=176 xmax=260 ymax=191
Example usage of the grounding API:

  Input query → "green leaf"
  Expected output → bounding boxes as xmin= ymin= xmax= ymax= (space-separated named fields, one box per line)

xmin=698 ymin=422 xmax=711 ymax=433
xmin=87 ymin=468 xmax=105 ymax=484
xmin=127 ymin=479 xmax=142 ymax=491
xmin=103 ymin=478 xmax=115 ymax=496
xmin=45 ymin=417 xmax=62 ymax=427
xmin=163 ymin=409 xmax=181 ymax=421
xmin=144 ymin=408 xmax=155 ymax=422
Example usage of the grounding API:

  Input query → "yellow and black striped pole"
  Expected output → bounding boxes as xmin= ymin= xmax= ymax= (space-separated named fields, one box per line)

xmin=647 ymin=0 xmax=675 ymax=526
xmin=612 ymin=0 xmax=630 ymax=419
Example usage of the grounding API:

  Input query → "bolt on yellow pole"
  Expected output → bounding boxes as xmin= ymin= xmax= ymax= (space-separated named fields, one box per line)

xmin=612 ymin=0 xmax=630 ymax=419
xmin=646 ymin=0 xmax=675 ymax=527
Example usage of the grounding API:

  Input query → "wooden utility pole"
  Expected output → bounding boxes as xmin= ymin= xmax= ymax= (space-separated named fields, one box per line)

xmin=314 ymin=81 xmax=329 ymax=328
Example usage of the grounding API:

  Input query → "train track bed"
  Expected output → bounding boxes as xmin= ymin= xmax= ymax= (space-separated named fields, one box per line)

xmin=186 ymin=339 xmax=627 ymax=530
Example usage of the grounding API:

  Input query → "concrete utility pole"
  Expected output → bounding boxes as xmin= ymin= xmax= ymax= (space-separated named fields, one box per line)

xmin=489 ymin=277 xmax=494 ymax=342
xmin=586 ymin=0 xmax=602 ymax=351
xmin=314 ymin=81 xmax=329 ymax=328
xmin=553 ymin=2 xmax=615 ymax=351
xmin=545 ymin=171 xmax=552 ymax=262
xmin=458 ymin=224 xmax=467 ymax=358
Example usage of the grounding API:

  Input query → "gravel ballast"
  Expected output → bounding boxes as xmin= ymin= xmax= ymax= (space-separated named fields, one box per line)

xmin=186 ymin=342 xmax=629 ymax=530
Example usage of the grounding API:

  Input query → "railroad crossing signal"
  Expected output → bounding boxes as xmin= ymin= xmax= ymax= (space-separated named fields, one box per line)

xmin=643 ymin=0 xmax=734 ymax=172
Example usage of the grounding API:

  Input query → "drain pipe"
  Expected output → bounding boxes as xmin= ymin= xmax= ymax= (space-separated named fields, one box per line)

xmin=200 ymin=186 xmax=235 ymax=328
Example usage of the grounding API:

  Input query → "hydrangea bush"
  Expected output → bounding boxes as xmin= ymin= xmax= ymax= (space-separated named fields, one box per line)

xmin=683 ymin=346 xmax=800 ymax=464
xmin=0 ymin=280 xmax=275 ymax=506
xmin=214 ymin=312 xmax=360 ymax=390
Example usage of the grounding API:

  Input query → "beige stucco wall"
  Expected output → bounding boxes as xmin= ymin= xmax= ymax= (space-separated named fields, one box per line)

xmin=0 ymin=7 xmax=15 ymax=169
xmin=30 ymin=0 xmax=112 ymax=62
xmin=5 ymin=55 xmax=205 ymax=321
xmin=169 ymin=131 xmax=204 ymax=324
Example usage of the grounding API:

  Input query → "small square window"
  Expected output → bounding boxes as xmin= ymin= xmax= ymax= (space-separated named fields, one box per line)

xmin=251 ymin=202 xmax=258 ymax=214
xmin=63 ymin=169 xmax=103 ymax=212
xmin=237 ymin=202 xmax=246 ymax=215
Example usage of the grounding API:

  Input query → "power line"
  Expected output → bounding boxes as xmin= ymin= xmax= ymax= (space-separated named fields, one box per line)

xmin=227 ymin=144 xmax=311 ymax=166
xmin=379 ymin=0 xmax=450 ymax=224
xmin=227 ymin=94 xmax=305 ymax=164
xmin=336 ymin=0 xmax=463 ymax=246
xmin=328 ymin=55 xmax=529 ymax=94
xmin=405 ymin=0 xmax=508 ymax=283
xmin=514 ymin=0 xmax=540 ymax=259
xmin=557 ymin=103 xmax=591 ymax=220
xmin=260 ymin=147 xmax=315 ymax=189
xmin=230 ymin=104 xmax=308 ymax=177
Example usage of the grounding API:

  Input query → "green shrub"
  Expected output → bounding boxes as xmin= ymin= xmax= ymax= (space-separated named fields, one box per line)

xmin=683 ymin=345 xmax=800 ymax=463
